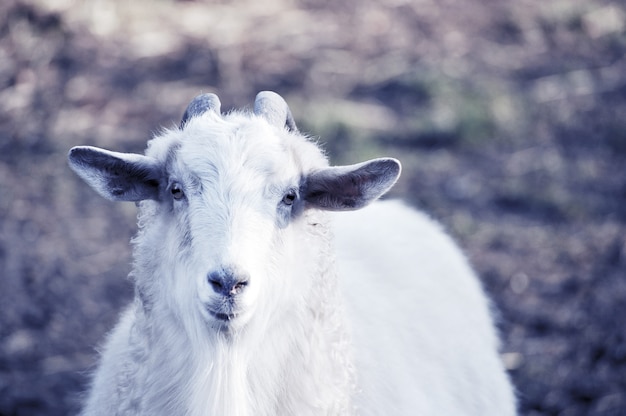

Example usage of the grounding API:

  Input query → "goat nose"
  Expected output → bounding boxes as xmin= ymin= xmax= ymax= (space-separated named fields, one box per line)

xmin=207 ymin=267 xmax=249 ymax=296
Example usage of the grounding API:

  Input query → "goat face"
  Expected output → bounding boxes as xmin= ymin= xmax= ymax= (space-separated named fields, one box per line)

xmin=68 ymin=92 xmax=401 ymax=335
xmin=160 ymin=114 xmax=312 ymax=332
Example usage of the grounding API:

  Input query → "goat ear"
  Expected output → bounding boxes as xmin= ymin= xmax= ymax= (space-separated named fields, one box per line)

xmin=68 ymin=146 xmax=162 ymax=201
xmin=303 ymin=158 xmax=401 ymax=211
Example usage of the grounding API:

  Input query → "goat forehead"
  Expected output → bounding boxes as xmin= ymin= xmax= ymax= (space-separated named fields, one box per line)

xmin=146 ymin=112 xmax=329 ymax=196
xmin=175 ymin=116 xmax=296 ymax=180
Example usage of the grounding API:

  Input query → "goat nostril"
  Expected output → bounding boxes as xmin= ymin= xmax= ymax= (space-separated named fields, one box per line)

xmin=208 ymin=277 xmax=224 ymax=292
xmin=229 ymin=280 xmax=249 ymax=295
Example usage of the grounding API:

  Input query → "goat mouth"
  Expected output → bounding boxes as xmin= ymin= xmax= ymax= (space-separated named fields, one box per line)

xmin=205 ymin=307 xmax=239 ymax=322
xmin=209 ymin=310 xmax=237 ymax=321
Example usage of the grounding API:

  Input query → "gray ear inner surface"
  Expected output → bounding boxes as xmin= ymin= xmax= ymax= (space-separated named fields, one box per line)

xmin=303 ymin=158 xmax=401 ymax=211
xmin=180 ymin=93 xmax=222 ymax=128
xmin=68 ymin=146 xmax=162 ymax=202
xmin=253 ymin=91 xmax=298 ymax=132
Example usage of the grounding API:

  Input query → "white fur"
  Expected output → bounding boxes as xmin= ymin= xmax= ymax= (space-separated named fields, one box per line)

xmin=76 ymin=110 xmax=516 ymax=415
xmin=334 ymin=201 xmax=516 ymax=415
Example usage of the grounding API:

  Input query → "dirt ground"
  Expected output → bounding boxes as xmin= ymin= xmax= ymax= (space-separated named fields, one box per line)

xmin=1 ymin=0 xmax=625 ymax=414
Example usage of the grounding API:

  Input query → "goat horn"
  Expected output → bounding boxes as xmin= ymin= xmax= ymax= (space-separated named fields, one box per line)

xmin=253 ymin=91 xmax=298 ymax=132
xmin=180 ymin=93 xmax=221 ymax=128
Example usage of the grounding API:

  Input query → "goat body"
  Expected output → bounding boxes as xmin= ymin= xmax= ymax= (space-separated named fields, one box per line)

xmin=69 ymin=92 xmax=516 ymax=415
xmin=335 ymin=201 xmax=515 ymax=415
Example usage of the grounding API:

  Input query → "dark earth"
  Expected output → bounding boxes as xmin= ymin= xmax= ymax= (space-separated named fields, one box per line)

xmin=1 ymin=0 xmax=626 ymax=414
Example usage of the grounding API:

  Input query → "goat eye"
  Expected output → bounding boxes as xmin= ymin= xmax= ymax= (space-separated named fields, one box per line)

xmin=171 ymin=183 xmax=184 ymax=200
xmin=282 ymin=190 xmax=297 ymax=206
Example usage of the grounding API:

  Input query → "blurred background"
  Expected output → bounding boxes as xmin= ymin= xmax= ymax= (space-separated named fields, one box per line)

xmin=1 ymin=0 xmax=625 ymax=414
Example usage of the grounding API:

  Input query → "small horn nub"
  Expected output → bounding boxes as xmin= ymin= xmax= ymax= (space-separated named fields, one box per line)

xmin=253 ymin=91 xmax=298 ymax=132
xmin=180 ymin=93 xmax=221 ymax=128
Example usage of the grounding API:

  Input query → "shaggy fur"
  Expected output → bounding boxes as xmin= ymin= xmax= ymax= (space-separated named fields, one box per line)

xmin=334 ymin=201 xmax=516 ymax=415
xmin=68 ymin=92 xmax=516 ymax=415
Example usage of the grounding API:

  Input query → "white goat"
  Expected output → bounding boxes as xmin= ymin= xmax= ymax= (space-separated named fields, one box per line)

xmin=68 ymin=91 xmax=516 ymax=416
